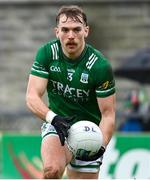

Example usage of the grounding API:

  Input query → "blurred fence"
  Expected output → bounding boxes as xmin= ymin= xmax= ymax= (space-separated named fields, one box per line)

xmin=0 ymin=109 xmax=42 ymax=133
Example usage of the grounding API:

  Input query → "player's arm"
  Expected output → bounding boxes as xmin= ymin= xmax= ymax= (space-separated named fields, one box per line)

xmin=26 ymin=74 xmax=75 ymax=145
xmin=27 ymin=74 xmax=76 ymax=148
xmin=76 ymin=94 xmax=116 ymax=161
xmin=26 ymin=45 xmax=51 ymax=120
xmin=26 ymin=74 xmax=49 ymax=120
xmin=95 ymin=56 xmax=116 ymax=147
xmin=97 ymin=93 xmax=116 ymax=147
xmin=76 ymin=55 xmax=116 ymax=161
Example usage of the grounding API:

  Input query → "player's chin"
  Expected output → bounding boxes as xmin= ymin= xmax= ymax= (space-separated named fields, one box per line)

xmin=67 ymin=48 xmax=77 ymax=54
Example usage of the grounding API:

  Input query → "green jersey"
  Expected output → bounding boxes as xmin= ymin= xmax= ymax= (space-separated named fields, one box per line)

xmin=31 ymin=39 xmax=115 ymax=125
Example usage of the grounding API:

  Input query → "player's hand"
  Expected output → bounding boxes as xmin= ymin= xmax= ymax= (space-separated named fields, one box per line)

xmin=76 ymin=146 xmax=105 ymax=161
xmin=51 ymin=115 xmax=75 ymax=146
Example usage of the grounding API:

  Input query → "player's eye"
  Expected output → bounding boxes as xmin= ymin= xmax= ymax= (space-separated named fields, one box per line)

xmin=61 ymin=27 xmax=69 ymax=33
xmin=73 ymin=27 xmax=82 ymax=33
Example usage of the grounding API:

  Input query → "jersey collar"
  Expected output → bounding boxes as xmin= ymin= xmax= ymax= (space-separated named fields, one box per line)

xmin=60 ymin=44 xmax=88 ymax=64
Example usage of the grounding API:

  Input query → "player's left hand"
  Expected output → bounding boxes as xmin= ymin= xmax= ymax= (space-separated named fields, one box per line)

xmin=76 ymin=146 xmax=105 ymax=161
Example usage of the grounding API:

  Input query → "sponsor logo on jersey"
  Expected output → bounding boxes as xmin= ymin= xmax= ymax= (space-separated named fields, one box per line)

xmin=100 ymin=81 xmax=109 ymax=89
xmin=96 ymin=80 xmax=115 ymax=94
xmin=50 ymin=80 xmax=90 ymax=102
xmin=50 ymin=66 xmax=61 ymax=72
xmin=80 ymin=73 xmax=89 ymax=84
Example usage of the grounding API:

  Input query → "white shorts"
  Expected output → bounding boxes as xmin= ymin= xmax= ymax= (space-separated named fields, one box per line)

xmin=41 ymin=123 xmax=103 ymax=173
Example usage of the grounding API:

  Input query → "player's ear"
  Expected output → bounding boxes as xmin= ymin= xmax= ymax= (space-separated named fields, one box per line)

xmin=54 ymin=27 xmax=59 ymax=38
xmin=84 ymin=26 xmax=89 ymax=38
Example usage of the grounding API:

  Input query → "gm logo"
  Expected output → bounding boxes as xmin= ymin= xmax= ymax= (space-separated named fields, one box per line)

xmin=50 ymin=66 xmax=61 ymax=72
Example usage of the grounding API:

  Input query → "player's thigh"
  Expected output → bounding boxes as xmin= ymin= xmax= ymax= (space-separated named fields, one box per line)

xmin=67 ymin=167 xmax=99 ymax=179
xmin=41 ymin=123 xmax=72 ymax=167
xmin=41 ymin=135 xmax=72 ymax=168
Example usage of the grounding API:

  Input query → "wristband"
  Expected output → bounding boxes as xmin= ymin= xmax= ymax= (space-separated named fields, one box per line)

xmin=45 ymin=111 xmax=57 ymax=123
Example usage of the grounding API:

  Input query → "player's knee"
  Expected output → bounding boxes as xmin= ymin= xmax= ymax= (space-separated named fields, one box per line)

xmin=43 ymin=165 xmax=62 ymax=179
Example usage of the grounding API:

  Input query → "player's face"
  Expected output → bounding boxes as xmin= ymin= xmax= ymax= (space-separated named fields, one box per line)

xmin=55 ymin=14 xmax=89 ymax=59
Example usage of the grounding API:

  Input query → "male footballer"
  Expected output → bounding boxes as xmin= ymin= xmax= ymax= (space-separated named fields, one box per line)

xmin=26 ymin=5 xmax=116 ymax=179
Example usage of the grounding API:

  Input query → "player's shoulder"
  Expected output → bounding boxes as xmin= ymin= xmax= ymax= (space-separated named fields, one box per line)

xmin=46 ymin=39 xmax=60 ymax=48
xmin=37 ymin=39 xmax=61 ymax=60
xmin=38 ymin=39 xmax=60 ymax=51
xmin=86 ymin=44 xmax=110 ymax=70
xmin=87 ymin=44 xmax=107 ymax=61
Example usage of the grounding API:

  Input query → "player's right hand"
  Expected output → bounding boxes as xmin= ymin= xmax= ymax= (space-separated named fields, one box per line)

xmin=76 ymin=146 xmax=105 ymax=161
xmin=51 ymin=115 xmax=75 ymax=146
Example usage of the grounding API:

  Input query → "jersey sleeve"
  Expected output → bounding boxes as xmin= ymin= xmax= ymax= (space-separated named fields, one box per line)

xmin=95 ymin=57 xmax=116 ymax=98
xmin=30 ymin=45 xmax=49 ymax=79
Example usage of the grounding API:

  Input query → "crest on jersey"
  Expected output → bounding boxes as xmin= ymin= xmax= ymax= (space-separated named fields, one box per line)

xmin=80 ymin=73 xmax=89 ymax=84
